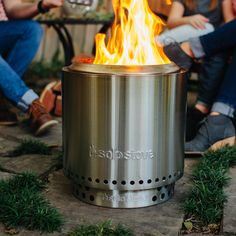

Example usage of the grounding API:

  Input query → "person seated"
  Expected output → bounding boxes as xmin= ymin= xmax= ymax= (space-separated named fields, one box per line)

xmin=163 ymin=19 xmax=236 ymax=153
xmin=0 ymin=0 xmax=63 ymax=135
xmin=157 ymin=0 xmax=234 ymax=142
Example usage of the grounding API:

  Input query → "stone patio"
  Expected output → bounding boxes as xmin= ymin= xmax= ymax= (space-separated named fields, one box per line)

xmin=0 ymin=119 xmax=235 ymax=236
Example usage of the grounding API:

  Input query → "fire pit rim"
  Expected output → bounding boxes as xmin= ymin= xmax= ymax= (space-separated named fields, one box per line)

xmin=63 ymin=61 xmax=182 ymax=76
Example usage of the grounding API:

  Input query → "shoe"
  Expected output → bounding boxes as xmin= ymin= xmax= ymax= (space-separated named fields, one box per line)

xmin=185 ymin=114 xmax=236 ymax=154
xmin=52 ymin=81 xmax=61 ymax=95
xmin=0 ymin=97 xmax=18 ymax=125
xmin=54 ymin=95 xmax=62 ymax=117
xmin=28 ymin=99 xmax=58 ymax=136
xmin=40 ymin=81 xmax=62 ymax=117
xmin=39 ymin=81 xmax=57 ymax=113
xmin=186 ymin=107 xmax=207 ymax=141
xmin=163 ymin=42 xmax=193 ymax=70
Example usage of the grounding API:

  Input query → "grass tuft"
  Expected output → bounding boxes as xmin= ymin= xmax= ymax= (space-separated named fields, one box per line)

xmin=11 ymin=139 xmax=51 ymax=156
xmin=183 ymin=146 xmax=236 ymax=224
xmin=0 ymin=172 xmax=63 ymax=232
xmin=68 ymin=220 xmax=134 ymax=236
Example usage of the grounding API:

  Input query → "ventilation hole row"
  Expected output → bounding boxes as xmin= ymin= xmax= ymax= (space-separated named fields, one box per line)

xmin=68 ymin=170 xmax=179 ymax=179
xmin=152 ymin=190 xmax=173 ymax=202
xmin=78 ymin=176 xmax=173 ymax=185
xmin=75 ymin=189 xmax=95 ymax=202
xmin=67 ymin=170 xmax=180 ymax=185
xmin=150 ymin=193 xmax=165 ymax=202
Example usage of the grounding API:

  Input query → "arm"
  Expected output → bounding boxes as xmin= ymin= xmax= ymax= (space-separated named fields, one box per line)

xmin=222 ymin=0 xmax=235 ymax=23
xmin=166 ymin=1 xmax=186 ymax=28
xmin=167 ymin=1 xmax=209 ymax=29
xmin=3 ymin=0 xmax=63 ymax=19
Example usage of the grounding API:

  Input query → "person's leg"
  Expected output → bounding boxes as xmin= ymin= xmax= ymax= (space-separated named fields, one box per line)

xmin=197 ymin=53 xmax=228 ymax=108
xmin=0 ymin=21 xmax=58 ymax=135
xmin=212 ymin=48 xmax=236 ymax=115
xmin=0 ymin=55 xmax=38 ymax=110
xmin=186 ymin=53 xmax=228 ymax=141
xmin=157 ymin=23 xmax=214 ymax=46
xmin=0 ymin=20 xmax=43 ymax=77
xmin=163 ymin=19 xmax=236 ymax=69
xmin=199 ymin=19 xmax=236 ymax=57
xmin=185 ymin=48 xmax=236 ymax=153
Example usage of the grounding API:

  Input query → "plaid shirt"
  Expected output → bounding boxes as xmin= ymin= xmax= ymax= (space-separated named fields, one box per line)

xmin=0 ymin=0 xmax=8 ymax=21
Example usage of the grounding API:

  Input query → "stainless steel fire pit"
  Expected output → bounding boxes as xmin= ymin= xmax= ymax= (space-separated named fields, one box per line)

xmin=62 ymin=61 xmax=187 ymax=208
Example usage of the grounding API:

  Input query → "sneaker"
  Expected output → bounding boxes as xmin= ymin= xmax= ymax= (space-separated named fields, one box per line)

xmin=186 ymin=107 xmax=207 ymax=141
xmin=163 ymin=42 xmax=193 ymax=70
xmin=185 ymin=114 xmax=236 ymax=154
xmin=0 ymin=97 xmax=18 ymax=125
xmin=28 ymin=99 xmax=58 ymax=136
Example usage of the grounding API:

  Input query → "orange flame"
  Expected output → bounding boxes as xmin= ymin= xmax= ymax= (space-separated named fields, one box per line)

xmin=93 ymin=0 xmax=170 ymax=65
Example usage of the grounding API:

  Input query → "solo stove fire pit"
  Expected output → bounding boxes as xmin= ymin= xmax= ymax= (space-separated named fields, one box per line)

xmin=63 ymin=61 xmax=186 ymax=208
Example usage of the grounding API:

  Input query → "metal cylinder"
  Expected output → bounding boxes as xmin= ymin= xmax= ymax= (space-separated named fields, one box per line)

xmin=62 ymin=62 xmax=187 ymax=208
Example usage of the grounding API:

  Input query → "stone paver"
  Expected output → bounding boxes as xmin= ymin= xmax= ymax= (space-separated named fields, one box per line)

xmin=0 ymin=155 xmax=60 ymax=176
xmin=223 ymin=167 xmax=236 ymax=236
xmin=0 ymin=136 xmax=19 ymax=156
xmin=0 ymin=119 xmax=62 ymax=147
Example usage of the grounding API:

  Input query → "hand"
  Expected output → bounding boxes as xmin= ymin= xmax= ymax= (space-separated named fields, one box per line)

xmin=42 ymin=0 xmax=64 ymax=10
xmin=187 ymin=14 xmax=209 ymax=29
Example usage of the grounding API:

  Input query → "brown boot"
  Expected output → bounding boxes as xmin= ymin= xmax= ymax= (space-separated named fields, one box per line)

xmin=28 ymin=99 xmax=58 ymax=136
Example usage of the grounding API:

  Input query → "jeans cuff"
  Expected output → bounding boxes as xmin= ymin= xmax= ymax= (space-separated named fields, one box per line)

xmin=211 ymin=102 xmax=235 ymax=118
xmin=189 ymin=37 xmax=206 ymax=59
xmin=17 ymin=89 xmax=39 ymax=112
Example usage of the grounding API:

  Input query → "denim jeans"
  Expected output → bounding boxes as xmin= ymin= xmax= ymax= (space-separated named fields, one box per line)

xmin=190 ymin=19 xmax=236 ymax=57
xmin=189 ymin=19 xmax=236 ymax=117
xmin=197 ymin=53 xmax=228 ymax=107
xmin=0 ymin=20 xmax=43 ymax=111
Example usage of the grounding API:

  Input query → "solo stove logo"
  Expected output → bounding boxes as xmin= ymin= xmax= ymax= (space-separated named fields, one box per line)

xmin=89 ymin=145 xmax=156 ymax=160
xmin=102 ymin=193 xmax=149 ymax=202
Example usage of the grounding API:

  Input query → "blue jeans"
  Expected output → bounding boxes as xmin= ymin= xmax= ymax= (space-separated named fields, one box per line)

xmin=189 ymin=19 xmax=236 ymax=117
xmin=0 ymin=20 xmax=43 ymax=111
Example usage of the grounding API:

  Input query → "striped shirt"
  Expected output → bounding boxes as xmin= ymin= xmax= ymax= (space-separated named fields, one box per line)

xmin=0 ymin=0 xmax=8 ymax=21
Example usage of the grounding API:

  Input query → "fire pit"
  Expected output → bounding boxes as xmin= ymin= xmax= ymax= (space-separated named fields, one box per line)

xmin=62 ymin=61 xmax=186 ymax=208
xmin=63 ymin=0 xmax=187 ymax=208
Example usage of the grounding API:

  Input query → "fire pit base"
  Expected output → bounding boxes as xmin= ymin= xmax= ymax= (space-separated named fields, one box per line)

xmin=72 ymin=183 xmax=175 ymax=208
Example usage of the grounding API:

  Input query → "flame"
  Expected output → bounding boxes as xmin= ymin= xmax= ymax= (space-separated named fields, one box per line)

xmin=93 ymin=0 xmax=170 ymax=65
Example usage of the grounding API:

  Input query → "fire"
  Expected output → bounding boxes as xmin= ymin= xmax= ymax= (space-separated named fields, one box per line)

xmin=93 ymin=0 xmax=170 ymax=65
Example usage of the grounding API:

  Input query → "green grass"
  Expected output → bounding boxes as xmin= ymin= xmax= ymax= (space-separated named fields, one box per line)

xmin=11 ymin=139 xmax=51 ymax=156
xmin=183 ymin=146 xmax=236 ymax=224
xmin=68 ymin=220 xmax=134 ymax=236
xmin=0 ymin=172 xmax=63 ymax=232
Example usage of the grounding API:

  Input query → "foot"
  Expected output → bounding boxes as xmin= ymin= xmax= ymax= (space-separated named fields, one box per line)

xmin=186 ymin=107 xmax=207 ymax=141
xmin=28 ymin=99 xmax=58 ymax=136
xmin=185 ymin=114 xmax=236 ymax=154
xmin=163 ymin=42 xmax=193 ymax=70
